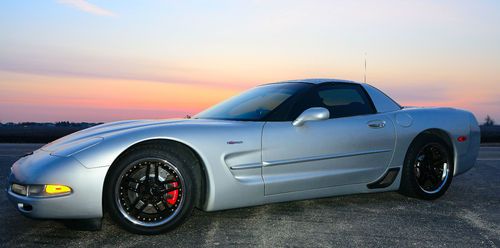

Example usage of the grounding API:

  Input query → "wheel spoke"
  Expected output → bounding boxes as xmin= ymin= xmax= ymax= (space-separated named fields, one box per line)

xmin=424 ymin=149 xmax=433 ymax=163
xmin=130 ymin=196 xmax=141 ymax=207
xmin=420 ymin=171 xmax=429 ymax=186
xmin=145 ymin=163 xmax=151 ymax=179
xmin=153 ymin=201 xmax=167 ymax=213
xmin=418 ymin=171 xmax=425 ymax=180
xmin=153 ymin=202 xmax=161 ymax=212
xmin=155 ymin=163 xmax=159 ymax=182
xmin=127 ymin=185 xmax=140 ymax=193
xmin=427 ymin=173 xmax=435 ymax=185
xmin=132 ymin=201 xmax=148 ymax=215
xmin=433 ymin=159 xmax=445 ymax=167
xmin=126 ymin=178 xmax=142 ymax=184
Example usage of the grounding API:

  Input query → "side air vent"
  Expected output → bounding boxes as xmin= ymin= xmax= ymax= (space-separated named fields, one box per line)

xmin=367 ymin=168 xmax=400 ymax=189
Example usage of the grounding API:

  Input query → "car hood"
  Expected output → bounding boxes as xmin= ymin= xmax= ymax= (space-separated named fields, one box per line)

xmin=40 ymin=118 xmax=228 ymax=152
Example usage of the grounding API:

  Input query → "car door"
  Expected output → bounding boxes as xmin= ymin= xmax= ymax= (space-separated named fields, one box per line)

xmin=262 ymin=83 xmax=396 ymax=195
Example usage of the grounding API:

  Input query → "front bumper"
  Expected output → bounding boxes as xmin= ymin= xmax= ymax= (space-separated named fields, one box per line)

xmin=7 ymin=149 xmax=108 ymax=219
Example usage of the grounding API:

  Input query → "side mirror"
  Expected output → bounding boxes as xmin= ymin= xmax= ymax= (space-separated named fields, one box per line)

xmin=292 ymin=107 xmax=330 ymax=126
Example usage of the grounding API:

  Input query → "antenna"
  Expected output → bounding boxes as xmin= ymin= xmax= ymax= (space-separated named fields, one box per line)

xmin=364 ymin=52 xmax=367 ymax=83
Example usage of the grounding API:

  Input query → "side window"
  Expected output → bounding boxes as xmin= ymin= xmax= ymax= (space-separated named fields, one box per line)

xmin=293 ymin=84 xmax=376 ymax=119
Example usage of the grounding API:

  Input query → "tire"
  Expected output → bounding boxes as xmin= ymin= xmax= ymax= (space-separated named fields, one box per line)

xmin=399 ymin=134 xmax=454 ymax=200
xmin=104 ymin=143 xmax=201 ymax=234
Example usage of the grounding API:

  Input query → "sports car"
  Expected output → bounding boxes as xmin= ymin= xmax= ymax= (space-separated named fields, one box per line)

xmin=7 ymin=79 xmax=480 ymax=234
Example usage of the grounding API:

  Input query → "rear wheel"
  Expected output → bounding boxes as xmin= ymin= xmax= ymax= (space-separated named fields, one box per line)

xmin=399 ymin=134 xmax=454 ymax=200
xmin=104 ymin=144 xmax=199 ymax=234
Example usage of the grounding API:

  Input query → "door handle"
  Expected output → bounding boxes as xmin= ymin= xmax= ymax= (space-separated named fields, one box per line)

xmin=367 ymin=120 xmax=386 ymax=128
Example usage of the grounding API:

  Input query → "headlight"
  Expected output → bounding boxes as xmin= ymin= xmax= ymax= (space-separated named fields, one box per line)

xmin=11 ymin=184 xmax=27 ymax=196
xmin=50 ymin=137 xmax=103 ymax=157
xmin=11 ymin=183 xmax=72 ymax=197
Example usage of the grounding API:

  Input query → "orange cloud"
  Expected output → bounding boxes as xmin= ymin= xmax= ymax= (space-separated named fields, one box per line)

xmin=0 ymin=71 xmax=240 ymax=122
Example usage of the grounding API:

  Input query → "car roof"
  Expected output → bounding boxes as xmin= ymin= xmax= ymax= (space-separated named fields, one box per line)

xmin=272 ymin=78 xmax=362 ymax=85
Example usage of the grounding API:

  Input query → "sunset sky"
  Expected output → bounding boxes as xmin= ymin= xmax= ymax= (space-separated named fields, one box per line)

xmin=1 ymin=0 xmax=499 ymax=123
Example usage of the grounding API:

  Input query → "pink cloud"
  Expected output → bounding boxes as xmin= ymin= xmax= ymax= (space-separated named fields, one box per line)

xmin=57 ymin=0 xmax=116 ymax=17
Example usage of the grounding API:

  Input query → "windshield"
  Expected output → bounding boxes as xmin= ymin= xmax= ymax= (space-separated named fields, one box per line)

xmin=195 ymin=83 xmax=310 ymax=121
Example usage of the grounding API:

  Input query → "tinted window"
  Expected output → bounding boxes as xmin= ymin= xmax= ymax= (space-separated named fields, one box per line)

xmin=292 ymin=84 xmax=376 ymax=119
xmin=195 ymin=83 xmax=311 ymax=121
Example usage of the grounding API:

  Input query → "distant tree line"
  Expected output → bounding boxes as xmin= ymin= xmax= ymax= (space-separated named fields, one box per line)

xmin=480 ymin=115 xmax=499 ymax=143
xmin=483 ymin=115 xmax=495 ymax=126
xmin=0 ymin=122 xmax=102 ymax=143
xmin=0 ymin=117 xmax=499 ymax=143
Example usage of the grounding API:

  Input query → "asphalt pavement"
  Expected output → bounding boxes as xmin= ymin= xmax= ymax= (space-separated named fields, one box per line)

xmin=0 ymin=144 xmax=499 ymax=248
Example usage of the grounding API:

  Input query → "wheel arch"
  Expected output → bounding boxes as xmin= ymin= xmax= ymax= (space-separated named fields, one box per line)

xmin=408 ymin=128 xmax=456 ymax=171
xmin=102 ymin=138 xmax=209 ymax=211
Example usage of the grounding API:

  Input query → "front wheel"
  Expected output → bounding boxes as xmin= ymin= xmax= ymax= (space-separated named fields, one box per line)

xmin=399 ymin=134 xmax=454 ymax=200
xmin=104 ymin=144 xmax=198 ymax=234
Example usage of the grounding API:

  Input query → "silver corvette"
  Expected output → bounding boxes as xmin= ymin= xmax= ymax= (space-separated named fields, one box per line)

xmin=7 ymin=79 xmax=480 ymax=234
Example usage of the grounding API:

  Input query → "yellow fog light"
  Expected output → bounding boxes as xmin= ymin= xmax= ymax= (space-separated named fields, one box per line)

xmin=45 ymin=184 xmax=72 ymax=195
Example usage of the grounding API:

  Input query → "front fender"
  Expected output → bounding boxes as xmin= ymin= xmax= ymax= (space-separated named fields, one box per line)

xmin=73 ymin=121 xmax=266 ymax=211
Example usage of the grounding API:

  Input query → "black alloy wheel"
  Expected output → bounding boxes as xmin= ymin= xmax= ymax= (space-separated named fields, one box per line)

xmin=400 ymin=133 xmax=454 ymax=200
xmin=105 ymin=143 xmax=201 ymax=234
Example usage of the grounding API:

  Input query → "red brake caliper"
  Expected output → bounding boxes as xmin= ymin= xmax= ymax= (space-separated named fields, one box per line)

xmin=166 ymin=182 xmax=179 ymax=205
